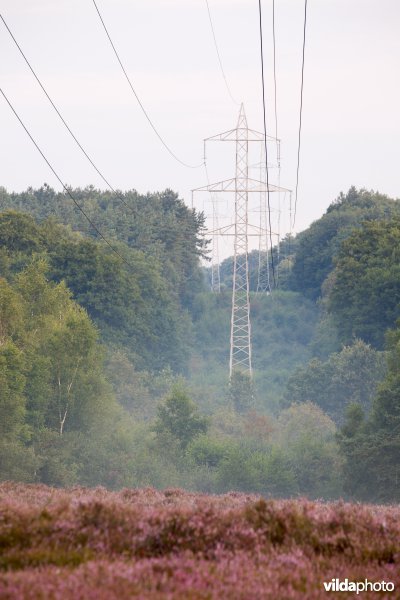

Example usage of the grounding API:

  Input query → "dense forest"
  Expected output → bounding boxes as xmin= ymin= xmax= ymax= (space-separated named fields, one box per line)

xmin=0 ymin=185 xmax=399 ymax=502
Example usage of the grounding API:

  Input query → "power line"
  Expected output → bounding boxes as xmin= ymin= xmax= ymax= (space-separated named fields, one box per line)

xmin=0 ymin=13 xmax=138 ymax=217
xmin=91 ymin=0 xmax=203 ymax=170
xmin=272 ymin=0 xmax=279 ymax=161
xmin=204 ymin=0 xmax=239 ymax=106
xmin=258 ymin=0 xmax=276 ymax=288
xmin=271 ymin=0 xmax=281 ymax=285
xmin=292 ymin=0 xmax=308 ymax=230
xmin=1 ymin=13 xmax=205 ymax=247
xmin=0 ymin=86 xmax=132 ymax=268
xmin=203 ymin=160 xmax=221 ymax=291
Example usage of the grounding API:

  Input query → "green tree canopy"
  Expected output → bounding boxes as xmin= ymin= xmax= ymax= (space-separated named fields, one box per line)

xmin=228 ymin=370 xmax=255 ymax=414
xmin=154 ymin=385 xmax=208 ymax=449
xmin=328 ymin=218 xmax=400 ymax=348
xmin=274 ymin=403 xmax=342 ymax=498
xmin=0 ymin=186 xmax=208 ymax=311
xmin=283 ymin=340 xmax=387 ymax=424
xmin=338 ymin=325 xmax=400 ymax=502
xmin=0 ymin=208 xmax=199 ymax=372
xmin=290 ymin=188 xmax=400 ymax=300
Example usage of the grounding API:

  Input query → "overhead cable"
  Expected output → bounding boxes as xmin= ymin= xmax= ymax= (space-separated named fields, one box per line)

xmin=272 ymin=0 xmax=282 ymax=285
xmin=204 ymin=0 xmax=239 ymax=106
xmin=258 ymin=0 xmax=276 ymax=287
xmin=1 ymin=13 xmax=204 ymax=246
xmin=91 ymin=0 xmax=203 ymax=169
xmin=292 ymin=0 xmax=308 ymax=230
xmin=272 ymin=0 xmax=279 ymax=163
xmin=0 ymin=13 xmax=139 ymax=216
xmin=0 ymin=86 xmax=131 ymax=268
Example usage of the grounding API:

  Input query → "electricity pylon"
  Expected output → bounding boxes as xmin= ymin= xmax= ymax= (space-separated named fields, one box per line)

xmin=210 ymin=192 xmax=221 ymax=292
xmin=192 ymin=104 xmax=290 ymax=378
xmin=230 ymin=104 xmax=252 ymax=375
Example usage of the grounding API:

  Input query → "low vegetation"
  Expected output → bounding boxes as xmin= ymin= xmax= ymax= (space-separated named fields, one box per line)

xmin=0 ymin=483 xmax=399 ymax=599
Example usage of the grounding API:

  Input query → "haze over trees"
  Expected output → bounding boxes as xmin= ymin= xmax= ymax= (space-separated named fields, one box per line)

xmin=0 ymin=185 xmax=399 ymax=501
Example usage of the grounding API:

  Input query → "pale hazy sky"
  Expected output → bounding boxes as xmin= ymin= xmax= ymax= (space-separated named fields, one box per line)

xmin=1 ymin=0 xmax=399 ymax=250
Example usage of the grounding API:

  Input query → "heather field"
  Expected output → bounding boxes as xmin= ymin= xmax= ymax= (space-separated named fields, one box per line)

xmin=0 ymin=484 xmax=398 ymax=599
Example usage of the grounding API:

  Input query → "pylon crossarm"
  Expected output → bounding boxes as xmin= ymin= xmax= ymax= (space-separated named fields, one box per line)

xmin=205 ymin=232 xmax=279 ymax=238
xmin=192 ymin=177 xmax=291 ymax=194
xmin=204 ymin=128 xmax=278 ymax=144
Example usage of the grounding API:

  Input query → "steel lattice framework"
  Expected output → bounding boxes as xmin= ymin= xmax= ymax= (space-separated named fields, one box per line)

xmin=210 ymin=192 xmax=221 ymax=293
xmin=193 ymin=104 xmax=290 ymax=378
xmin=230 ymin=105 xmax=252 ymax=375
xmin=256 ymin=151 xmax=272 ymax=294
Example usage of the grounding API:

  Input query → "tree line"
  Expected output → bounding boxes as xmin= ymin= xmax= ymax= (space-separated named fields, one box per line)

xmin=0 ymin=185 xmax=399 ymax=501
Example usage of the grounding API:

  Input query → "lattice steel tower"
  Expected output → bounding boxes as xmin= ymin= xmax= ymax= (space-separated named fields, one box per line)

xmin=193 ymin=104 xmax=289 ymax=378
xmin=230 ymin=105 xmax=252 ymax=375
